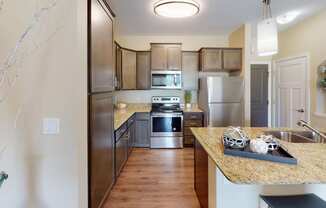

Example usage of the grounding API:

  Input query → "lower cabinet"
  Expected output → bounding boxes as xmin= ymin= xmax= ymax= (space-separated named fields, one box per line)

xmin=134 ymin=113 xmax=150 ymax=147
xmin=183 ymin=112 xmax=203 ymax=147
xmin=194 ymin=138 xmax=208 ymax=208
xmin=115 ymin=126 xmax=129 ymax=178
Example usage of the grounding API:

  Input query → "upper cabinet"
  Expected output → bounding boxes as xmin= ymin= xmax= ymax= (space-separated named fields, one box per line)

xmin=199 ymin=48 xmax=222 ymax=72
xmin=151 ymin=43 xmax=182 ymax=71
xmin=199 ymin=48 xmax=242 ymax=72
xmin=136 ymin=51 xmax=151 ymax=90
xmin=222 ymin=49 xmax=242 ymax=71
xmin=90 ymin=0 xmax=114 ymax=93
xmin=182 ymin=51 xmax=199 ymax=90
xmin=121 ymin=49 xmax=137 ymax=90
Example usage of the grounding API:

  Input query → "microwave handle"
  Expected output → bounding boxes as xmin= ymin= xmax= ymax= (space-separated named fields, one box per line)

xmin=174 ymin=74 xmax=177 ymax=86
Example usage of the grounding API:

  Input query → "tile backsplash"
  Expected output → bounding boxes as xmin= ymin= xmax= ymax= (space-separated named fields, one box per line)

xmin=114 ymin=90 xmax=198 ymax=104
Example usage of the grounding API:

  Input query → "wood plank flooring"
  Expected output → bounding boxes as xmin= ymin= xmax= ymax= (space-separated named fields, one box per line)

xmin=104 ymin=148 xmax=201 ymax=208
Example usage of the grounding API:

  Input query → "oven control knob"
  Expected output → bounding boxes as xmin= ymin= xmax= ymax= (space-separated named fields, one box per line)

xmin=173 ymin=128 xmax=176 ymax=131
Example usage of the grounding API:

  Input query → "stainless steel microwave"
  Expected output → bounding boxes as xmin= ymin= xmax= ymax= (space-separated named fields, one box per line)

xmin=151 ymin=71 xmax=182 ymax=89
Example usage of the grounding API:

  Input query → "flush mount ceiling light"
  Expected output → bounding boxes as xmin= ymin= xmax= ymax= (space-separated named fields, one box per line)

xmin=276 ymin=11 xmax=300 ymax=24
xmin=257 ymin=0 xmax=278 ymax=57
xmin=154 ymin=0 xmax=200 ymax=18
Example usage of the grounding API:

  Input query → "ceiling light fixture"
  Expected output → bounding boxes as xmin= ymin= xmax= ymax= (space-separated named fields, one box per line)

xmin=257 ymin=0 xmax=278 ymax=56
xmin=154 ymin=0 xmax=200 ymax=18
xmin=276 ymin=11 xmax=300 ymax=24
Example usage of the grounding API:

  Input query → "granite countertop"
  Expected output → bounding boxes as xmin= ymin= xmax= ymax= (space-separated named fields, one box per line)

xmin=191 ymin=127 xmax=326 ymax=185
xmin=114 ymin=103 xmax=204 ymax=130
xmin=114 ymin=104 xmax=151 ymax=130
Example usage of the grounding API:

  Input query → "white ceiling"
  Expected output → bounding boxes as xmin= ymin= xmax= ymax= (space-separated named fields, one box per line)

xmin=108 ymin=0 xmax=326 ymax=36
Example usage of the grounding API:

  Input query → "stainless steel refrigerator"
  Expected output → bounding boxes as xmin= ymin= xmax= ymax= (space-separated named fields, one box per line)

xmin=89 ymin=0 xmax=115 ymax=207
xmin=198 ymin=76 xmax=244 ymax=127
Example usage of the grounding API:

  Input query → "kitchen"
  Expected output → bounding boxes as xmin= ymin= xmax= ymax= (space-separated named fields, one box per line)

xmin=89 ymin=0 xmax=326 ymax=208
xmin=1 ymin=0 xmax=326 ymax=208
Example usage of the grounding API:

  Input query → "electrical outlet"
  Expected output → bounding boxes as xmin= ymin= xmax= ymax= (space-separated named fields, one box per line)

xmin=43 ymin=118 xmax=60 ymax=135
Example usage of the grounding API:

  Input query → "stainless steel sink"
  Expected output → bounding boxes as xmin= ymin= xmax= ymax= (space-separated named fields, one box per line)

xmin=263 ymin=131 xmax=323 ymax=143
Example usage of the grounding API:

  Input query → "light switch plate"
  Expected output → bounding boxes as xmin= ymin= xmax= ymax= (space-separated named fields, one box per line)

xmin=43 ymin=118 xmax=60 ymax=135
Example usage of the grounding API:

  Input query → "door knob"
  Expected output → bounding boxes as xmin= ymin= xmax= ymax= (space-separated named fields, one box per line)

xmin=296 ymin=109 xmax=305 ymax=113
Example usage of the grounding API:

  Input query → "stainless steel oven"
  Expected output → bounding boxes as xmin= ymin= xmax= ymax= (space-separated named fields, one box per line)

xmin=151 ymin=71 xmax=182 ymax=89
xmin=150 ymin=112 xmax=183 ymax=148
xmin=151 ymin=112 xmax=183 ymax=137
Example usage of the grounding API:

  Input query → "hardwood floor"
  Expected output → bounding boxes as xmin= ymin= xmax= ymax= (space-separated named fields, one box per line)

xmin=104 ymin=148 xmax=201 ymax=208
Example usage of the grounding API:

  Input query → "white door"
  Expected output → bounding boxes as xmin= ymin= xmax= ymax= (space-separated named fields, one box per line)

xmin=275 ymin=56 xmax=308 ymax=128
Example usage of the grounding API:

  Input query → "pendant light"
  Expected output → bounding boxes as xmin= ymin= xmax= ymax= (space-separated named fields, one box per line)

xmin=257 ymin=0 xmax=278 ymax=56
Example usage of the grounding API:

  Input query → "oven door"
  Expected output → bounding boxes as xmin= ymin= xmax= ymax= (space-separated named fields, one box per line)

xmin=151 ymin=71 xmax=182 ymax=89
xmin=151 ymin=113 xmax=183 ymax=137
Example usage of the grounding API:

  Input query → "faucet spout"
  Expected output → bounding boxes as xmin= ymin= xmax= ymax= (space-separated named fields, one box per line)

xmin=297 ymin=120 xmax=326 ymax=143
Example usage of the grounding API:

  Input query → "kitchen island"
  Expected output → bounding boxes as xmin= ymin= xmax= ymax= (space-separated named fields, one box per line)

xmin=191 ymin=127 xmax=326 ymax=208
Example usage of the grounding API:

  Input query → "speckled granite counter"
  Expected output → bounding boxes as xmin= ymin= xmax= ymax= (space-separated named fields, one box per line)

xmin=114 ymin=103 xmax=203 ymax=130
xmin=191 ymin=127 xmax=326 ymax=185
xmin=114 ymin=104 xmax=151 ymax=130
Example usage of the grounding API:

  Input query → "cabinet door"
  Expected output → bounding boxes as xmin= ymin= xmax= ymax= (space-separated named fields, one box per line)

xmin=194 ymin=139 xmax=208 ymax=208
xmin=200 ymin=49 xmax=222 ymax=72
xmin=115 ymin=45 xmax=122 ymax=90
xmin=90 ymin=0 xmax=114 ymax=92
xmin=223 ymin=49 xmax=242 ymax=71
xmin=151 ymin=45 xmax=167 ymax=70
xmin=167 ymin=46 xmax=182 ymax=71
xmin=115 ymin=135 xmax=128 ymax=177
xmin=136 ymin=51 xmax=151 ymax=89
xmin=90 ymin=93 xmax=114 ymax=208
xmin=182 ymin=52 xmax=199 ymax=90
xmin=121 ymin=49 xmax=137 ymax=89
xmin=135 ymin=113 xmax=150 ymax=147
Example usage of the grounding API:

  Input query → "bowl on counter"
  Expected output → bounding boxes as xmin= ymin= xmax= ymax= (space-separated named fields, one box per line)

xmin=115 ymin=103 xmax=127 ymax=110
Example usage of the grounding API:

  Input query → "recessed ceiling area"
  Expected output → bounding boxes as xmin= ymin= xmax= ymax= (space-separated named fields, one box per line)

xmin=108 ymin=0 xmax=326 ymax=36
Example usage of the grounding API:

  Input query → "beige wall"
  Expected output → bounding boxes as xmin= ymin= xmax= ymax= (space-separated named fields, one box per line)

xmin=229 ymin=24 xmax=252 ymax=126
xmin=273 ymin=9 xmax=326 ymax=129
xmin=0 ymin=0 xmax=87 ymax=207
xmin=115 ymin=35 xmax=229 ymax=51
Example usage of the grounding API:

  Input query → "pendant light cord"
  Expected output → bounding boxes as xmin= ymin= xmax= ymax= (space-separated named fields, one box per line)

xmin=262 ymin=0 xmax=272 ymax=20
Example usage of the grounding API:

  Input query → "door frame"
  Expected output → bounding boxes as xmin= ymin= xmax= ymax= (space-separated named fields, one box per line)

xmin=250 ymin=61 xmax=272 ymax=127
xmin=272 ymin=54 xmax=311 ymax=127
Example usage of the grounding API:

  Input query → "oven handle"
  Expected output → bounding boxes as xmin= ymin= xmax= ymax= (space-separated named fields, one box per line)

xmin=151 ymin=113 xmax=183 ymax=117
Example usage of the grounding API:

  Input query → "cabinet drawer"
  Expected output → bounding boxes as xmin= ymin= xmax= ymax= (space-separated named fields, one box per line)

xmin=135 ymin=112 xmax=150 ymax=120
xmin=127 ymin=115 xmax=135 ymax=127
xmin=184 ymin=113 xmax=203 ymax=120
xmin=184 ymin=135 xmax=195 ymax=146
xmin=115 ymin=123 xmax=127 ymax=139
xmin=184 ymin=119 xmax=203 ymax=127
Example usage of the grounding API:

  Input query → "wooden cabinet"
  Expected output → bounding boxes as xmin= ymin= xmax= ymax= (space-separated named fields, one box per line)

xmin=182 ymin=52 xmax=199 ymax=90
xmin=121 ymin=49 xmax=137 ymax=90
xmin=151 ymin=43 xmax=182 ymax=71
xmin=167 ymin=46 xmax=182 ymax=70
xmin=134 ymin=113 xmax=150 ymax=147
xmin=199 ymin=48 xmax=242 ymax=72
xmin=90 ymin=0 xmax=114 ymax=93
xmin=194 ymin=138 xmax=208 ymax=208
xmin=115 ymin=44 xmax=122 ymax=90
xmin=183 ymin=112 xmax=203 ymax=147
xmin=90 ymin=93 xmax=115 ymax=208
xmin=199 ymin=48 xmax=222 ymax=72
xmin=223 ymin=49 xmax=242 ymax=71
xmin=136 ymin=51 xmax=151 ymax=90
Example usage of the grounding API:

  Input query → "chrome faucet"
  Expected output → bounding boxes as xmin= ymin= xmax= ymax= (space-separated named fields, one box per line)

xmin=297 ymin=120 xmax=326 ymax=143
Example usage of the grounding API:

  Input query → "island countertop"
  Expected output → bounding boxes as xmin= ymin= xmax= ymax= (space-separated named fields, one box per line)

xmin=191 ymin=127 xmax=326 ymax=185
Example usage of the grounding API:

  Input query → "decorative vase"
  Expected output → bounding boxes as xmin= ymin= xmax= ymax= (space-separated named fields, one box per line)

xmin=184 ymin=90 xmax=192 ymax=108
xmin=186 ymin=103 xmax=192 ymax=109
xmin=250 ymin=139 xmax=268 ymax=154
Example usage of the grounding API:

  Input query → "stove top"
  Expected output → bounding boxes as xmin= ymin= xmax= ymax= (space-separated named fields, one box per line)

xmin=151 ymin=96 xmax=182 ymax=113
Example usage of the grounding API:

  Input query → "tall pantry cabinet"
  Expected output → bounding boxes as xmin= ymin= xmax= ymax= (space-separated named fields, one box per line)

xmin=88 ymin=0 xmax=115 ymax=208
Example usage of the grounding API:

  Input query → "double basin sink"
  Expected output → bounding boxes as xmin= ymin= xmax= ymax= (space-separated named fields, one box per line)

xmin=264 ymin=131 xmax=325 ymax=143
